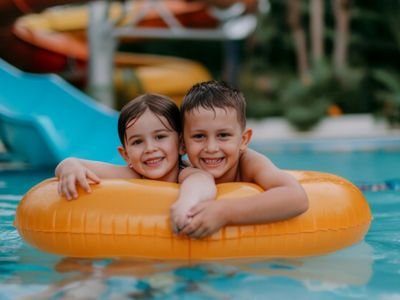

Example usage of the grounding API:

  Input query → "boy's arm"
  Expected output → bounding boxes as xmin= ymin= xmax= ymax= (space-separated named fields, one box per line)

xmin=181 ymin=150 xmax=308 ymax=238
xmin=170 ymin=167 xmax=217 ymax=233
xmin=55 ymin=157 xmax=139 ymax=200
xmin=221 ymin=149 xmax=308 ymax=224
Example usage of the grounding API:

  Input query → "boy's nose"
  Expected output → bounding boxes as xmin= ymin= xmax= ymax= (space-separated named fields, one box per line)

xmin=205 ymin=140 xmax=219 ymax=152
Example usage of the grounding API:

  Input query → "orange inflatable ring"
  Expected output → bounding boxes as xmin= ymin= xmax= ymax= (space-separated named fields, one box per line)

xmin=14 ymin=171 xmax=372 ymax=260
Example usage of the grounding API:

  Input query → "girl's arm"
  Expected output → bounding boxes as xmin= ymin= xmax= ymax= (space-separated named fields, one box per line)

xmin=55 ymin=157 xmax=139 ymax=200
xmin=170 ymin=167 xmax=217 ymax=233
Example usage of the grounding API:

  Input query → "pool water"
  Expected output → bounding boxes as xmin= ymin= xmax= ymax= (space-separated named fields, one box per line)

xmin=1 ymin=145 xmax=400 ymax=299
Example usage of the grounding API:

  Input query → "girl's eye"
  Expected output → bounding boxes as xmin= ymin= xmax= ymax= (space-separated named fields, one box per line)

xmin=155 ymin=134 xmax=167 ymax=140
xmin=131 ymin=139 xmax=142 ymax=145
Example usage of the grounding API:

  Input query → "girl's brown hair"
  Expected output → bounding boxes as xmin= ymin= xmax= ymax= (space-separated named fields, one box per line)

xmin=118 ymin=94 xmax=181 ymax=146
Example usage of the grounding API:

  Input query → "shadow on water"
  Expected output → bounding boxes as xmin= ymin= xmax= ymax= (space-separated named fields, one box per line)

xmin=4 ymin=242 xmax=373 ymax=299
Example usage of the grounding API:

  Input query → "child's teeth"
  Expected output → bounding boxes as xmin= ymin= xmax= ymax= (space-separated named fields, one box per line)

xmin=205 ymin=158 xmax=221 ymax=164
xmin=147 ymin=158 xmax=162 ymax=164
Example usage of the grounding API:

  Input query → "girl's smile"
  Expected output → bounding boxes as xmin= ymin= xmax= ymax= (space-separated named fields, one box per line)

xmin=119 ymin=109 xmax=180 ymax=182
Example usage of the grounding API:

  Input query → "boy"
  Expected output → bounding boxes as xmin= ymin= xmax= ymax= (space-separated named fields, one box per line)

xmin=173 ymin=80 xmax=309 ymax=238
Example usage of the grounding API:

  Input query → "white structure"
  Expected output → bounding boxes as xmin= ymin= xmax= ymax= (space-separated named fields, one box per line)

xmin=87 ymin=0 xmax=269 ymax=107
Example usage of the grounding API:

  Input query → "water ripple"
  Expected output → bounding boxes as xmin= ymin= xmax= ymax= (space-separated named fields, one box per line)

xmin=0 ymin=195 xmax=22 ymax=201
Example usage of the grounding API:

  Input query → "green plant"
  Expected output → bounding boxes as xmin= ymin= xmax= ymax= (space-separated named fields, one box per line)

xmin=280 ymin=78 xmax=330 ymax=131
xmin=240 ymin=0 xmax=400 ymax=127
xmin=373 ymin=70 xmax=400 ymax=127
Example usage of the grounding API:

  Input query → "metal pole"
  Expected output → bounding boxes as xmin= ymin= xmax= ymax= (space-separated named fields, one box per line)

xmin=87 ymin=0 xmax=116 ymax=108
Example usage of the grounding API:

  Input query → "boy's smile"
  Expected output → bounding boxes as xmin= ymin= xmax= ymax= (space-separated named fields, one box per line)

xmin=183 ymin=107 xmax=251 ymax=183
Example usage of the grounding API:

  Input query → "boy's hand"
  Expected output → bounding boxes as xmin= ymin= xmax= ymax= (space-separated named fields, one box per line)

xmin=56 ymin=158 xmax=100 ymax=200
xmin=179 ymin=200 xmax=227 ymax=239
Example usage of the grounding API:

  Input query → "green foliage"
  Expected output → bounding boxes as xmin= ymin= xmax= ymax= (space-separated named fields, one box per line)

xmin=242 ymin=58 xmax=372 ymax=130
xmin=281 ymin=80 xmax=329 ymax=131
xmin=372 ymin=70 xmax=400 ymax=127
xmin=241 ymin=65 xmax=287 ymax=118
xmin=280 ymin=62 xmax=332 ymax=130
xmin=241 ymin=0 xmax=400 ymax=129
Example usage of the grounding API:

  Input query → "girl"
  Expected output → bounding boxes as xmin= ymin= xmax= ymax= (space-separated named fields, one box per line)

xmin=56 ymin=93 xmax=216 ymax=232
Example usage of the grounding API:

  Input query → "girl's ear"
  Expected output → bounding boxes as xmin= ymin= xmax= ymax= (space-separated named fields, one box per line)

xmin=118 ymin=146 xmax=130 ymax=164
xmin=240 ymin=128 xmax=252 ymax=152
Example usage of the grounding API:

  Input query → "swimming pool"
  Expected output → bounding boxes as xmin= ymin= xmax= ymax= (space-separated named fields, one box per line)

xmin=1 ymin=138 xmax=400 ymax=299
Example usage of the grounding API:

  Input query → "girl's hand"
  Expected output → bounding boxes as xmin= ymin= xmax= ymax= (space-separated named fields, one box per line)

xmin=173 ymin=168 xmax=217 ymax=234
xmin=56 ymin=158 xmax=100 ymax=200
xmin=170 ymin=200 xmax=195 ymax=234
xmin=179 ymin=200 xmax=228 ymax=239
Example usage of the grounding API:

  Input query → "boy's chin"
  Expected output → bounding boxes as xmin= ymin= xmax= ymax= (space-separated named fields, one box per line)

xmin=203 ymin=169 xmax=223 ymax=180
xmin=192 ymin=163 xmax=225 ymax=180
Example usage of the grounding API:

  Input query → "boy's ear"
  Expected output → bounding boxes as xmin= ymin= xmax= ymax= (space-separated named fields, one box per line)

xmin=240 ymin=128 xmax=252 ymax=151
xmin=118 ymin=146 xmax=130 ymax=164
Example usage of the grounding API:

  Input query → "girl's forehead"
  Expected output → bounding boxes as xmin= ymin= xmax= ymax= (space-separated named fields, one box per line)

xmin=127 ymin=110 xmax=172 ymax=131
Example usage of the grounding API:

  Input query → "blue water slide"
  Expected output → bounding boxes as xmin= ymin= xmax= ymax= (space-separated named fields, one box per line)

xmin=0 ymin=59 xmax=124 ymax=167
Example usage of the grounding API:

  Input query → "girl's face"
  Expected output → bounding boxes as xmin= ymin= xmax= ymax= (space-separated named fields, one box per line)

xmin=118 ymin=109 xmax=180 ymax=182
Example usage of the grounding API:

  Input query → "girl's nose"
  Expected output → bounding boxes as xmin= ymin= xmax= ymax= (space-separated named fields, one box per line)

xmin=144 ymin=141 xmax=157 ymax=153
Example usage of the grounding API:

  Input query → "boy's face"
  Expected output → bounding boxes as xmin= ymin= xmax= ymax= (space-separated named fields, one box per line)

xmin=183 ymin=107 xmax=251 ymax=183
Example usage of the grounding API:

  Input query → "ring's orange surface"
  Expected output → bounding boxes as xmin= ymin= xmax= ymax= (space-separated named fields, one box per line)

xmin=14 ymin=171 xmax=372 ymax=260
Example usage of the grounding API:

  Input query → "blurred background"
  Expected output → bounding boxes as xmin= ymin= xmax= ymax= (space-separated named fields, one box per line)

xmin=2 ymin=0 xmax=400 ymax=128
xmin=1 ymin=0 xmax=400 ymax=166
xmin=0 ymin=0 xmax=400 ymax=129
xmin=241 ymin=0 xmax=400 ymax=130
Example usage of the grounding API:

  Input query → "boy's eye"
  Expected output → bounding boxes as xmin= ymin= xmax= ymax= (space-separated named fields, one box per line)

xmin=218 ymin=133 xmax=231 ymax=139
xmin=192 ymin=134 xmax=205 ymax=140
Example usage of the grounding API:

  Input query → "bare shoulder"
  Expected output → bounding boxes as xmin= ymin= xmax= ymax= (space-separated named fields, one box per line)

xmin=240 ymin=149 xmax=292 ymax=189
xmin=240 ymin=149 xmax=276 ymax=172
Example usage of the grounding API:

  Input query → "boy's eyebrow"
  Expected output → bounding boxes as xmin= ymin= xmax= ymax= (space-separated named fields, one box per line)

xmin=189 ymin=126 xmax=235 ymax=132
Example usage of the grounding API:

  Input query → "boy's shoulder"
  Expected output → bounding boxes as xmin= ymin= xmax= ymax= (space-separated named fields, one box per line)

xmin=239 ymin=148 xmax=289 ymax=189
xmin=240 ymin=148 xmax=271 ymax=164
xmin=239 ymin=148 xmax=274 ymax=180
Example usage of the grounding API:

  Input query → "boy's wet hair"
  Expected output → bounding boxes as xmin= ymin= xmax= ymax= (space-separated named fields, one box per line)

xmin=181 ymin=80 xmax=246 ymax=129
xmin=118 ymin=93 xmax=181 ymax=146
